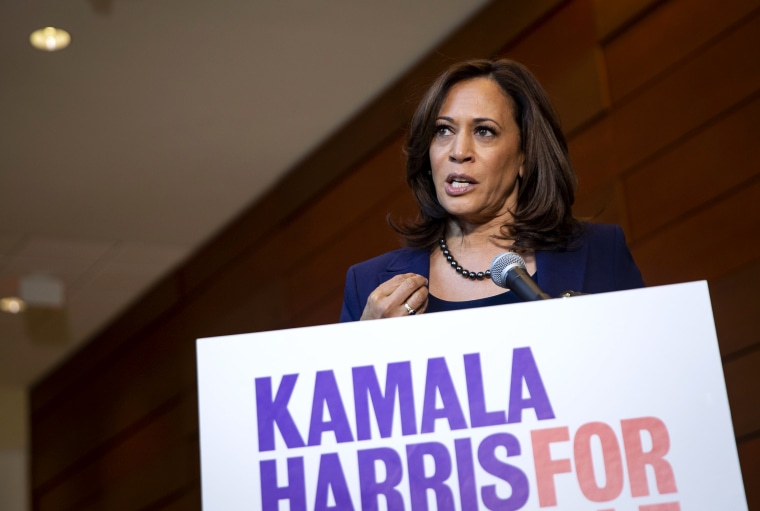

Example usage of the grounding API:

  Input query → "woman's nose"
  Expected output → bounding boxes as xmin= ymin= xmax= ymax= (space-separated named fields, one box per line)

xmin=449 ymin=134 xmax=473 ymax=163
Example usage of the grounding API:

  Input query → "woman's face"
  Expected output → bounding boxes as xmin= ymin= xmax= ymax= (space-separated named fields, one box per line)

xmin=429 ymin=77 xmax=523 ymax=226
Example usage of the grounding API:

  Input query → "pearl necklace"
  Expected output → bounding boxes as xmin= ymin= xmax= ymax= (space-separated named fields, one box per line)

xmin=438 ymin=238 xmax=491 ymax=280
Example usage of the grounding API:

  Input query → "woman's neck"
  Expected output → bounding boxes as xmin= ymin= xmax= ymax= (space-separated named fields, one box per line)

xmin=428 ymin=216 xmax=535 ymax=302
xmin=444 ymin=217 xmax=513 ymax=251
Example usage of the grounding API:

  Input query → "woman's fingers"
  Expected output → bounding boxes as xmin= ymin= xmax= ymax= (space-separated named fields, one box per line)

xmin=402 ymin=283 xmax=429 ymax=316
xmin=360 ymin=273 xmax=428 ymax=320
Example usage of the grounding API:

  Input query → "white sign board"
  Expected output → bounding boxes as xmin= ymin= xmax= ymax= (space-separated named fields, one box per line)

xmin=197 ymin=281 xmax=747 ymax=510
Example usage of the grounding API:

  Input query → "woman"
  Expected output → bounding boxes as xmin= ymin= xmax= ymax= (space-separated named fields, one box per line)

xmin=340 ymin=59 xmax=643 ymax=322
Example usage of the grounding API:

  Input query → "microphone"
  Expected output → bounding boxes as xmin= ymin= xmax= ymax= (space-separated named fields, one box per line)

xmin=490 ymin=252 xmax=551 ymax=301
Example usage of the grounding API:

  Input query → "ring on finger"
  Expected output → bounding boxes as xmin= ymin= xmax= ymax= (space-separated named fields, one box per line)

xmin=404 ymin=303 xmax=416 ymax=316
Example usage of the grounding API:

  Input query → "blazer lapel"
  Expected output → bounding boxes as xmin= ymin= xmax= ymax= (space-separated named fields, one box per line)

xmin=378 ymin=248 xmax=430 ymax=284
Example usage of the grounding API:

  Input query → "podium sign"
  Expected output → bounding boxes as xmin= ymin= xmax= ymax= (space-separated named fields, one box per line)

xmin=197 ymin=281 xmax=747 ymax=510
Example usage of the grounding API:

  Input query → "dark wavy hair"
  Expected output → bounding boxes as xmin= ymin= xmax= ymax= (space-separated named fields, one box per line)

xmin=392 ymin=58 xmax=581 ymax=253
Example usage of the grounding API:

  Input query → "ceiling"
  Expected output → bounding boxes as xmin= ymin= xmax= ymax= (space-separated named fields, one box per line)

xmin=0 ymin=0 xmax=490 ymax=387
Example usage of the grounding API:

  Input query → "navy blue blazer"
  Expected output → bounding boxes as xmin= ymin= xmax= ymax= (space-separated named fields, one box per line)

xmin=339 ymin=223 xmax=644 ymax=322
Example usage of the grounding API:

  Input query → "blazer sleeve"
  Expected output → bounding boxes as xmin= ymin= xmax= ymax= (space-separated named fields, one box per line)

xmin=611 ymin=225 xmax=645 ymax=290
xmin=339 ymin=265 xmax=363 ymax=322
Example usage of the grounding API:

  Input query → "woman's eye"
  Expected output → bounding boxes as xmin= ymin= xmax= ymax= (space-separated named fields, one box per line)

xmin=435 ymin=125 xmax=453 ymax=136
xmin=475 ymin=126 xmax=495 ymax=137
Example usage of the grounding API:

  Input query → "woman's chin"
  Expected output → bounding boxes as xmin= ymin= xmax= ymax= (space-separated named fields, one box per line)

xmin=442 ymin=204 xmax=478 ymax=220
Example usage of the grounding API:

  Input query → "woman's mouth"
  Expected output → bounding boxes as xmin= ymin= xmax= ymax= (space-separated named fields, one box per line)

xmin=445 ymin=175 xmax=477 ymax=195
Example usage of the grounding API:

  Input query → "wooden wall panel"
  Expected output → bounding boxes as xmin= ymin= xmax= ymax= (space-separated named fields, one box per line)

xmin=181 ymin=136 xmax=412 ymax=333
xmin=503 ymin=0 xmax=609 ymax=133
xmin=71 ymin=436 xmax=199 ymax=511
xmin=568 ymin=117 xmax=621 ymax=192
xmin=725 ymin=349 xmax=760 ymax=439
xmin=289 ymin=185 xmax=418 ymax=324
xmin=738 ymin=436 xmax=760 ymax=509
xmin=593 ymin=0 xmax=662 ymax=40
xmin=608 ymin=10 xmax=760 ymax=172
xmin=201 ymin=278 xmax=290 ymax=336
xmin=604 ymin=0 xmax=760 ymax=102
xmin=571 ymin=8 xmax=760 ymax=194
xmin=36 ymin=394 xmax=197 ymax=511
xmin=32 ymin=332 xmax=196 ymax=487
xmin=631 ymin=178 xmax=760 ymax=285
xmin=624 ymin=93 xmax=760 ymax=241
xmin=709 ymin=260 xmax=760 ymax=358
xmin=156 ymin=486 xmax=203 ymax=511
xmin=295 ymin=294 xmax=344 ymax=329
xmin=270 ymin=134 xmax=408 ymax=258
xmin=574 ymin=181 xmax=629 ymax=227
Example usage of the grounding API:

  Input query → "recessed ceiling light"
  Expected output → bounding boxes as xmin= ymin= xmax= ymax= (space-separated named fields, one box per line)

xmin=0 ymin=297 xmax=26 ymax=314
xmin=29 ymin=26 xmax=71 ymax=52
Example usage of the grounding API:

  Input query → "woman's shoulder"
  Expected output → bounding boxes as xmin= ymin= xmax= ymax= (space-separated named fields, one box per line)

xmin=347 ymin=246 xmax=429 ymax=276
xmin=579 ymin=221 xmax=621 ymax=235
xmin=574 ymin=221 xmax=628 ymax=247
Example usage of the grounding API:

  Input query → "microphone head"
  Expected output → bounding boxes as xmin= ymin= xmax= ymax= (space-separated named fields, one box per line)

xmin=490 ymin=252 xmax=526 ymax=288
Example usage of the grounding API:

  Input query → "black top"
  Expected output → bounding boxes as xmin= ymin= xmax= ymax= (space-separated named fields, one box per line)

xmin=426 ymin=272 xmax=540 ymax=313
xmin=426 ymin=290 xmax=522 ymax=312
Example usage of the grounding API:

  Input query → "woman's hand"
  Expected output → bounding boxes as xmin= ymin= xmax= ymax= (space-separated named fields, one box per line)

xmin=360 ymin=273 xmax=429 ymax=320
